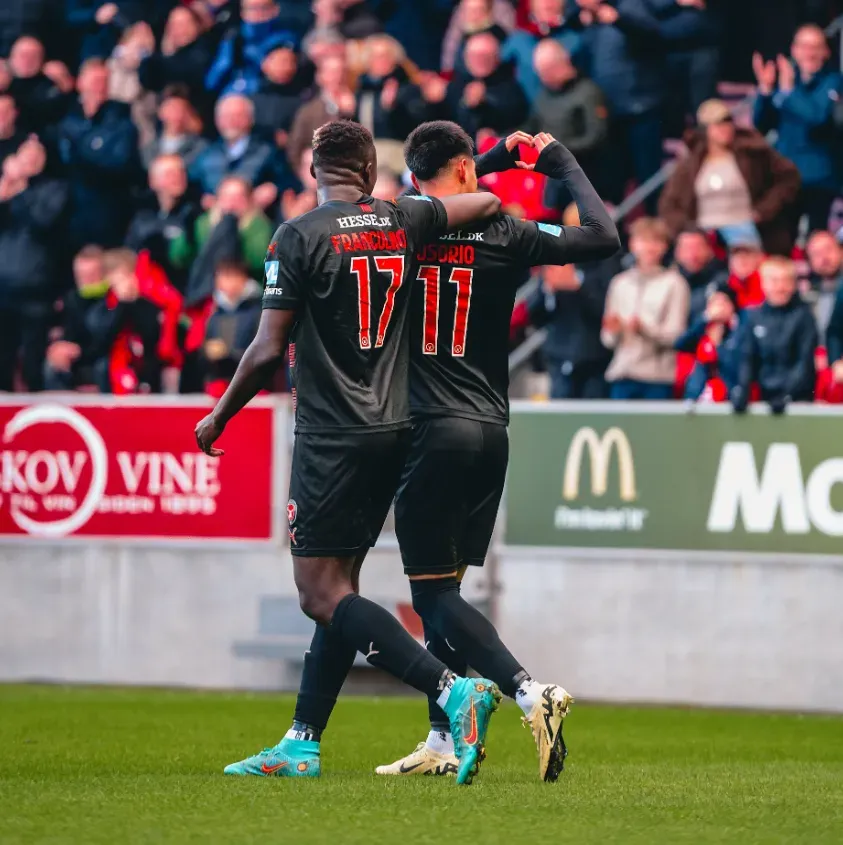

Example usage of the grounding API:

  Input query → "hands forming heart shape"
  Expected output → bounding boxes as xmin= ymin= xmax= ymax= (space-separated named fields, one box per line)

xmin=503 ymin=131 xmax=557 ymax=171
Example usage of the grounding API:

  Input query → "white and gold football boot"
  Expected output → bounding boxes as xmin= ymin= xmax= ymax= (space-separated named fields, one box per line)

xmin=522 ymin=684 xmax=574 ymax=782
xmin=375 ymin=741 xmax=459 ymax=777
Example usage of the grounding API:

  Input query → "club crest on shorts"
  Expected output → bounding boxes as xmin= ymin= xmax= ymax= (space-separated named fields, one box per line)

xmin=287 ymin=499 xmax=298 ymax=525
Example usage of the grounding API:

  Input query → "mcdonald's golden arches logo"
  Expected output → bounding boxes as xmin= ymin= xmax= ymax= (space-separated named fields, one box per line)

xmin=562 ymin=427 xmax=637 ymax=503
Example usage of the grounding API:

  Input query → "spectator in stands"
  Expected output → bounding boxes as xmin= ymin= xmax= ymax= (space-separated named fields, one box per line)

xmin=57 ymin=58 xmax=141 ymax=250
xmin=125 ymin=153 xmax=199 ymax=292
xmin=205 ymin=0 xmax=299 ymax=95
xmin=527 ymin=204 xmax=621 ymax=398
xmin=279 ymin=148 xmax=317 ymax=222
xmin=659 ymin=99 xmax=801 ymax=256
xmin=376 ymin=0 xmax=461 ymax=71
xmin=44 ymin=245 xmax=110 ymax=391
xmin=660 ymin=0 xmax=721 ymax=130
xmin=726 ymin=237 xmax=767 ymax=309
xmin=443 ymin=0 xmax=510 ymax=78
xmin=354 ymin=35 xmax=428 ymax=175
xmin=732 ymin=256 xmax=817 ymax=413
xmin=805 ymin=230 xmax=843 ymax=342
xmin=674 ymin=226 xmax=728 ymax=323
xmin=141 ymin=86 xmax=207 ymax=169
xmin=601 ymin=217 xmax=690 ymax=400
xmin=108 ymin=22 xmax=157 ymax=147
xmin=448 ymin=32 xmax=529 ymax=139
xmin=0 ymin=93 xmax=25 ymax=164
xmin=7 ymin=35 xmax=71 ymax=136
xmin=0 ymin=135 xmax=68 ymax=392
xmin=576 ymin=0 xmax=666 ymax=214
xmin=91 ymin=247 xmax=183 ymax=394
xmin=753 ymin=25 xmax=843 ymax=233
xmin=287 ymin=54 xmax=354 ymax=171
xmin=189 ymin=93 xmax=290 ymax=201
xmin=138 ymin=5 xmax=215 ymax=110
xmin=675 ymin=281 xmax=745 ymax=402
xmin=526 ymin=39 xmax=607 ymax=180
xmin=442 ymin=0 xmax=516 ymax=71
xmin=503 ymin=0 xmax=581 ymax=104
xmin=0 ymin=0 xmax=62 ymax=58
xmin=172 ymin=174 xmax=273 ymax=307
xmin=253 ymin=47 xmax=313 ymax=147
xmin=190 ymin=259 xmax=262 ymax=397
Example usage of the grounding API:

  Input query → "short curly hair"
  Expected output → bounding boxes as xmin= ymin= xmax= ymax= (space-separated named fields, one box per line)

xmin=404 ymin=121 xmax=474 ymax=182
xmin=312 ymin=119 xmax=375 ymax=174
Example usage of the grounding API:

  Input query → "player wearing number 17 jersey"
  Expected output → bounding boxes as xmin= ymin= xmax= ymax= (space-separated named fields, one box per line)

xmin=195 ymin=120 xmax=506 ymax=786
xmin=376 ymin=123 xmax=621 ymax=782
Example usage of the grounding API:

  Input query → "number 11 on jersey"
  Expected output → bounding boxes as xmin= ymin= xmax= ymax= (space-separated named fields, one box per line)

xmin=417 ymin=265 xmax=473 ymax=357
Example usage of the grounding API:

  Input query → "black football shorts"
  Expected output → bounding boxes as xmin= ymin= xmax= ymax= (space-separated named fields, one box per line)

xmin=287 ymin=430 xmax=410 ymax=557
xmin=394 ymin=417 xmax=508 ymax=576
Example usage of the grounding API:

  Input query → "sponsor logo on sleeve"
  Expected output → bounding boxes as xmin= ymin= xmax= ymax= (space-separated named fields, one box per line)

xmin=405 ymin=195 xmax=433 ymax=203
xmin=265 ymin=261 xmax=279 ymax=284
xmin=538 ymin=223 xmax=563 ymax=237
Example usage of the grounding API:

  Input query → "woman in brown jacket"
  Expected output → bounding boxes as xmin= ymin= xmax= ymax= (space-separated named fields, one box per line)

xmin=659 ymin=99 xmax=801 ymax=256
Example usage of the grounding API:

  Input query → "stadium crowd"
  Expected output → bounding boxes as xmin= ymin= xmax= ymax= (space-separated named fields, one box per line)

xmin=0 ymin=0 xmax=842 ymax=410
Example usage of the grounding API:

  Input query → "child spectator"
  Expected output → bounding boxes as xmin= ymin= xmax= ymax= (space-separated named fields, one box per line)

xmin=184 ymin=260 xmax=262 ymax=398
xmin=732 ymin=257 xmax=817 ymax=414
xmin=601 ymin=217 xmax=690 ymax=400
xmin=92 ymin=248 xmax=183 ymax=394
xmin=726 ymin=237 xmax=767 ymax=310
xmin=675 ymin=282 xmax=745 ymax=402
xmin=44 ymin=245 xmax=110 ymax=391
xmin=673 ymin=226 xmax=728 ymax=323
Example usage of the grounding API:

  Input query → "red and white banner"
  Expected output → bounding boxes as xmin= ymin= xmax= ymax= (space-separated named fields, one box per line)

xmin=0 ymin=399 xmax=275 ymax=541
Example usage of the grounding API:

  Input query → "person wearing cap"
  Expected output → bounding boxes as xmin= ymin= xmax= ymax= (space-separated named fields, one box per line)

xmin=659 ymin=98 xmax=801 ymax=257
xmin=732 ymin=256 xmax=817 ymax=414
xmin=675 ymin=280 xmax=745 ymax=402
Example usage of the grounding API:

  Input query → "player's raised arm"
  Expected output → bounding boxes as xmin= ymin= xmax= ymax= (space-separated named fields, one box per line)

xmin=195 ymin=226 xmax=303 ymax=456
xmin=515 ymin=133 xmax=620 ymax=266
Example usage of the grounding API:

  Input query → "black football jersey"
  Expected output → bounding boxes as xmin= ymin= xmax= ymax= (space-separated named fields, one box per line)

xmin=408 ymin=215 xmax=614 ymax=424
xmin=262 ymin=194 xmax=448 ymax=433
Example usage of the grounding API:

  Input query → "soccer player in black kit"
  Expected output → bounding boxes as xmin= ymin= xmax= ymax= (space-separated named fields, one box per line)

xmin=194 ymin=120 xmax=505 ymax=786
xmin=373 ymin=123 xmax=620 ymax=782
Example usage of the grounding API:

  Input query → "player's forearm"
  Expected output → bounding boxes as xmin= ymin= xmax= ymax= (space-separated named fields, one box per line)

xmin=211 ymin=338 xmax=284 ymax=426
xmin=440 ymin=192 xmax=501 ymax=229
xmin=474 ymin=138 xmax=516 ymax=178
xmin=538 ymin=142 xmax=620 ymax=260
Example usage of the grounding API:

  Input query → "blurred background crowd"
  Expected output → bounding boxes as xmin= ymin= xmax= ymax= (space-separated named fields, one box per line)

xmin=1 ymin=0 xmax=843 ymax=410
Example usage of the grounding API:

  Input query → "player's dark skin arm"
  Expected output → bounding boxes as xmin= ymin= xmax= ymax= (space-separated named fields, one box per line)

xmin=194 ymin=309 xmax=294 ymax=456
xmin=438 ymin=191 xmax=501 ymax=228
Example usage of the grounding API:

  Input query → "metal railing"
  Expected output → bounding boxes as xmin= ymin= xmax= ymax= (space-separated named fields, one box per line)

xmin=508 ymin=13 xmax=843 ymax=376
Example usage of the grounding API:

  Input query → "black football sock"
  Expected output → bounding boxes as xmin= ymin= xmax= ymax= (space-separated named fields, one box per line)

xmin=292 ymin=622 xmax=357 ymax=738
xmin=423 ymin=619 xmax=467 ymax=732
xmin=411 ymin=576 xmax=524 ymax=698
xmin=330 ymin=594 xmax=452 ymax=698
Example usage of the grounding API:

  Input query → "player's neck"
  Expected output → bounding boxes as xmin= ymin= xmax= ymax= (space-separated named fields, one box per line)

xmin=419 ymin=178 xmax=466 ymax=199
xmin=317 ymin=184 xmax=368 ymax=205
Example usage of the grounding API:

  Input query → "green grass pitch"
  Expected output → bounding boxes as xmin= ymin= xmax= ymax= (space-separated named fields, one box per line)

xmin=2 ymin=685 xmax=842 ymax=844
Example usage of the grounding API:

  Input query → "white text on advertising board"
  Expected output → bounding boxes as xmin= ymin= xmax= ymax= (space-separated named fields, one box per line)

xmin=708 ymin=442 xmax=843 ymax=536
xmin=556 ymin=427 xmax=648 ymax=532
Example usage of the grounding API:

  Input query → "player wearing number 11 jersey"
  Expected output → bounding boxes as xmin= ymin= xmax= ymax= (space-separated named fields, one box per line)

xmin=376 ymin=122 xmax=621 ymax=782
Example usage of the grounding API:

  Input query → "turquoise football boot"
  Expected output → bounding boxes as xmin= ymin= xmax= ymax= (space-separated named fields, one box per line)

xmin=223 ymin=738 xmax=320 ymax=777
xmin=442 ymin=677 xmax=502 ymax=785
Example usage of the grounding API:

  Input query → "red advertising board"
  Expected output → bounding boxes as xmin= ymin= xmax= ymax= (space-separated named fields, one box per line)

xmin=0 ymin=400 xmax=275 ymax=541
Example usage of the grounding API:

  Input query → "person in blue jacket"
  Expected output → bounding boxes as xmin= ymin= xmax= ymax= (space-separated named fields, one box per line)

xmin=753 ymin=24 xmax=843 ymax=233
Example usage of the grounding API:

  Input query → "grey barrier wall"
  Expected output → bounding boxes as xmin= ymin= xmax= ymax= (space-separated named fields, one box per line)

xmin=1 ymin=397 xmax=841 ymax=712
